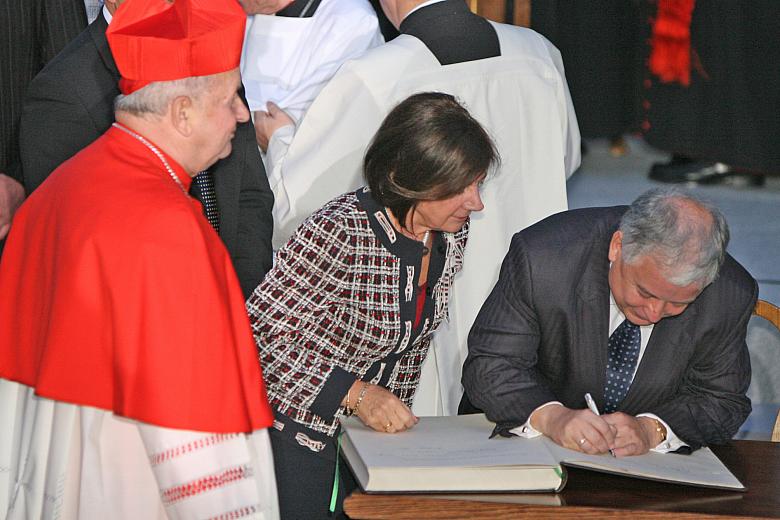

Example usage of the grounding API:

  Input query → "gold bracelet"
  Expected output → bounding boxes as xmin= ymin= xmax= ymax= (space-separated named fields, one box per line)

xmin=652 ymin=418 xmax=667 ymax=443
xmin=352 ymin=383 xmax=369 ymax=417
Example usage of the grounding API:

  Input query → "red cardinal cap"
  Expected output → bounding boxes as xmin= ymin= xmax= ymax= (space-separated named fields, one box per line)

xmin=106 ymin=0 xmax=246 ymax=95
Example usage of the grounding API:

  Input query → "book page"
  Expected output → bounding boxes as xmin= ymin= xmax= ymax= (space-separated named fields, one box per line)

xmin=342 ymin=414 xmax=558 ymax=469
xmin=544 ymin=439 xmax=745 ymax=490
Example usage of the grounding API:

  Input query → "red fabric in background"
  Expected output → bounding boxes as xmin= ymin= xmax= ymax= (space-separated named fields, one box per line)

xmin=649 ymin=0 xmax=695 ymax=86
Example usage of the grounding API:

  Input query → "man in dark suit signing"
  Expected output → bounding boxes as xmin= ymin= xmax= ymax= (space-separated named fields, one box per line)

xmin=19 ymin=0 xmax=274 ymax=297
xmin=461 ymin=188 xmax=757 ymax=456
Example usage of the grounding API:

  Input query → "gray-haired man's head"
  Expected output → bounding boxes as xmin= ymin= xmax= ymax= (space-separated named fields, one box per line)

xmin=619 ymin=187 xmax=729 ymax=287
xmin=608 ymin=187 xmax=729 ymax=325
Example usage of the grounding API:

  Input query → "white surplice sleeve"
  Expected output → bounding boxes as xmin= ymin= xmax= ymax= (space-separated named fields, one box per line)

xmin=241 ymin=0 xmax=384 ymax=121
xmin=137 ymin=425 xmax=280 ymax=520
xmin=539 ymin=36 xmax=581 ymax=178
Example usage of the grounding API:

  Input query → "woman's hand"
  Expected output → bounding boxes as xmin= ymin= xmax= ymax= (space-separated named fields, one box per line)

xmin=348 ymin=383 xmax=418 ymax=434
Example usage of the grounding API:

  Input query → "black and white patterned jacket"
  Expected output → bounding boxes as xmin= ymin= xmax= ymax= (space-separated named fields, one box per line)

xmin=247 ymin=188 xmax=468 ymax=440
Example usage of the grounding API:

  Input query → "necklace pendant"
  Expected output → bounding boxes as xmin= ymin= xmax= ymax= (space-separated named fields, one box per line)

xmin=421 ymin=229 xmax=431 ymax=255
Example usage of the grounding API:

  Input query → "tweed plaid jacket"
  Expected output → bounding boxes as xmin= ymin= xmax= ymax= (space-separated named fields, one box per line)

xmin=247 ymin=188 xmax=469 ymax=439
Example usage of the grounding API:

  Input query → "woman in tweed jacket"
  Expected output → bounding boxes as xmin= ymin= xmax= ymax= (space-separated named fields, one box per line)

xmin=247 ymin=92 xmax=498 ymax=519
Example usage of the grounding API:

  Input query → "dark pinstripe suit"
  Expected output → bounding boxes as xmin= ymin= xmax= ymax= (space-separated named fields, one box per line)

xmin=18 ymin=14 xmax=274 ymax=297
xmin=461 ymin=206 xmax=757 ymax=450
xmin=0 ymin=0 xmax=86 ymax=181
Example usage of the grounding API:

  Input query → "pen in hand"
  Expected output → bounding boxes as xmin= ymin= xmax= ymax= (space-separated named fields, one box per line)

xmin=584 ymin=393 xmax=615 ymax=457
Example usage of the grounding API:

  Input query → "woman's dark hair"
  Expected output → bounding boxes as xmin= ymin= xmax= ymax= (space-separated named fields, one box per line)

xmin=363 ymin=92 xmax=499 ymax=229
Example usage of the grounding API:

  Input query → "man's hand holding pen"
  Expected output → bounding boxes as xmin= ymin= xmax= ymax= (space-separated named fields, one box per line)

xmin=530 ymin=405 xmax=617 ymax=455
xmin=530 ymin=403 xmax=664 ymax=457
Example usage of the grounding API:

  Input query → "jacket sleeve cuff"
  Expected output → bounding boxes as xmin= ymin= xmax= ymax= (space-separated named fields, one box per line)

xmin=310 ymin=366 xmax=356 ymax=420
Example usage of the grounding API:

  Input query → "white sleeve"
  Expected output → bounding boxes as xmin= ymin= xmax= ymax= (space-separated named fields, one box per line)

xmin=137 ymin=424 xmax=279 ymax=520
xmin=264 ymin=123 xmax=296 ymax=234
xmin=271 ymin=7 xmax=384 ymax=120
xmin=242 ymin=2 xmax=384 ymax=121
xmin=539 ymin=36 xmax=581 ymax=178
xmin=637 ymin=413 xmax=690 ymax=454
xmin=508 ymin=401 xmax=564 ymax=438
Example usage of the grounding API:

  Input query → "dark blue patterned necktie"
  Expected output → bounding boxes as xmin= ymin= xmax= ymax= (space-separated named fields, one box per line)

xmin=193 ymin=170 xmax=219 ymax=232
xmin=604 ymin=319 xmax=641 ymax=413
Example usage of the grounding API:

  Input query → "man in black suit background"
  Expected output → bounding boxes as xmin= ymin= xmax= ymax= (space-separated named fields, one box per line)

xmin=19 ymin=0 xmax=274 ymax=296
xmin=0 ymin=0 xmax=87 ymax=247
xmin=461 ymin=188 xmax=757 ymax=456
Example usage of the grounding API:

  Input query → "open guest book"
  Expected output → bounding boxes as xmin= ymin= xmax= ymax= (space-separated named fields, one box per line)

xmin=340 ymin=414 xmax=745 ymax=493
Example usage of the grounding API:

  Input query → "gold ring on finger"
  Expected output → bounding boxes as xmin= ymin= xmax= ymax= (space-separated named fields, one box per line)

xmin=384 ymin=422 xmax=392 ymax=432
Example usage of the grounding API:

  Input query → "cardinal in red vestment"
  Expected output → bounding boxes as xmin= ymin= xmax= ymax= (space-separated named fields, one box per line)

xmin=0 ymin=0 xmax=278 ymax=518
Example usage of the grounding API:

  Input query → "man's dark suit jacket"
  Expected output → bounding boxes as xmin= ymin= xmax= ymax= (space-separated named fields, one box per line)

xmin=19 ymin=14 xmax=274 ymax=297
xmin=461 ymin=206 xmax=757 ymax=449
xmin=1 ymin=0 xmax=86 ymax=180
xmin=0 ymin=0 xmax=86 ymax=256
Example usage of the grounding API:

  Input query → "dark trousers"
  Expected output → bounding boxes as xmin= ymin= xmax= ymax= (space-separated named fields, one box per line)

xmin=269 ymin=427 xmax=357 ymax=519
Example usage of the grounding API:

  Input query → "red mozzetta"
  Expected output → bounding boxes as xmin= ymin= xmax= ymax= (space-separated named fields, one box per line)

xmin=0 ymin=126 xmax=273 ymax=433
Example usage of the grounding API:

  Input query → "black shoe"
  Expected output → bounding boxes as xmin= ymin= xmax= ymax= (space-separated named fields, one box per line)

xmin=696 ymin=168 xmax=766 ymax=187
xmin=649 ymin=159 xmax=765 ymax=187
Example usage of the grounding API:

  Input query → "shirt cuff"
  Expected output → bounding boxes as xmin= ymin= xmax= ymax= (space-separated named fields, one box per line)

xmin=638 ymin=413 xmax=689 ymax=453
xmin=509 ymin=401 xmax=563 ymax=438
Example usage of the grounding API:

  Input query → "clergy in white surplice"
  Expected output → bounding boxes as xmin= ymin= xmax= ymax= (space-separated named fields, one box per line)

xmin=263 ymin=0 xmax=581 ymax=416
xmin=241 ymin=0 xmax=383 ymax=125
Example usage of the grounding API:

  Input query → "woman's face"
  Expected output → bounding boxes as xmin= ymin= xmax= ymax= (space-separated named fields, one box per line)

xmin=413 ymin=176 xmax=485 ymax=233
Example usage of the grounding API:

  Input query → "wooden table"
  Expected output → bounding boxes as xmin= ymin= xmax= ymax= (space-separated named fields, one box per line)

xmin=344 ymin=441 xmax=780 ymax=519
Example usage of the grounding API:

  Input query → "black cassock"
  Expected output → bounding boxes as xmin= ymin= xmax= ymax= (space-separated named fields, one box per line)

xmin=532 ymin=0 xmax=779 ymax=174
